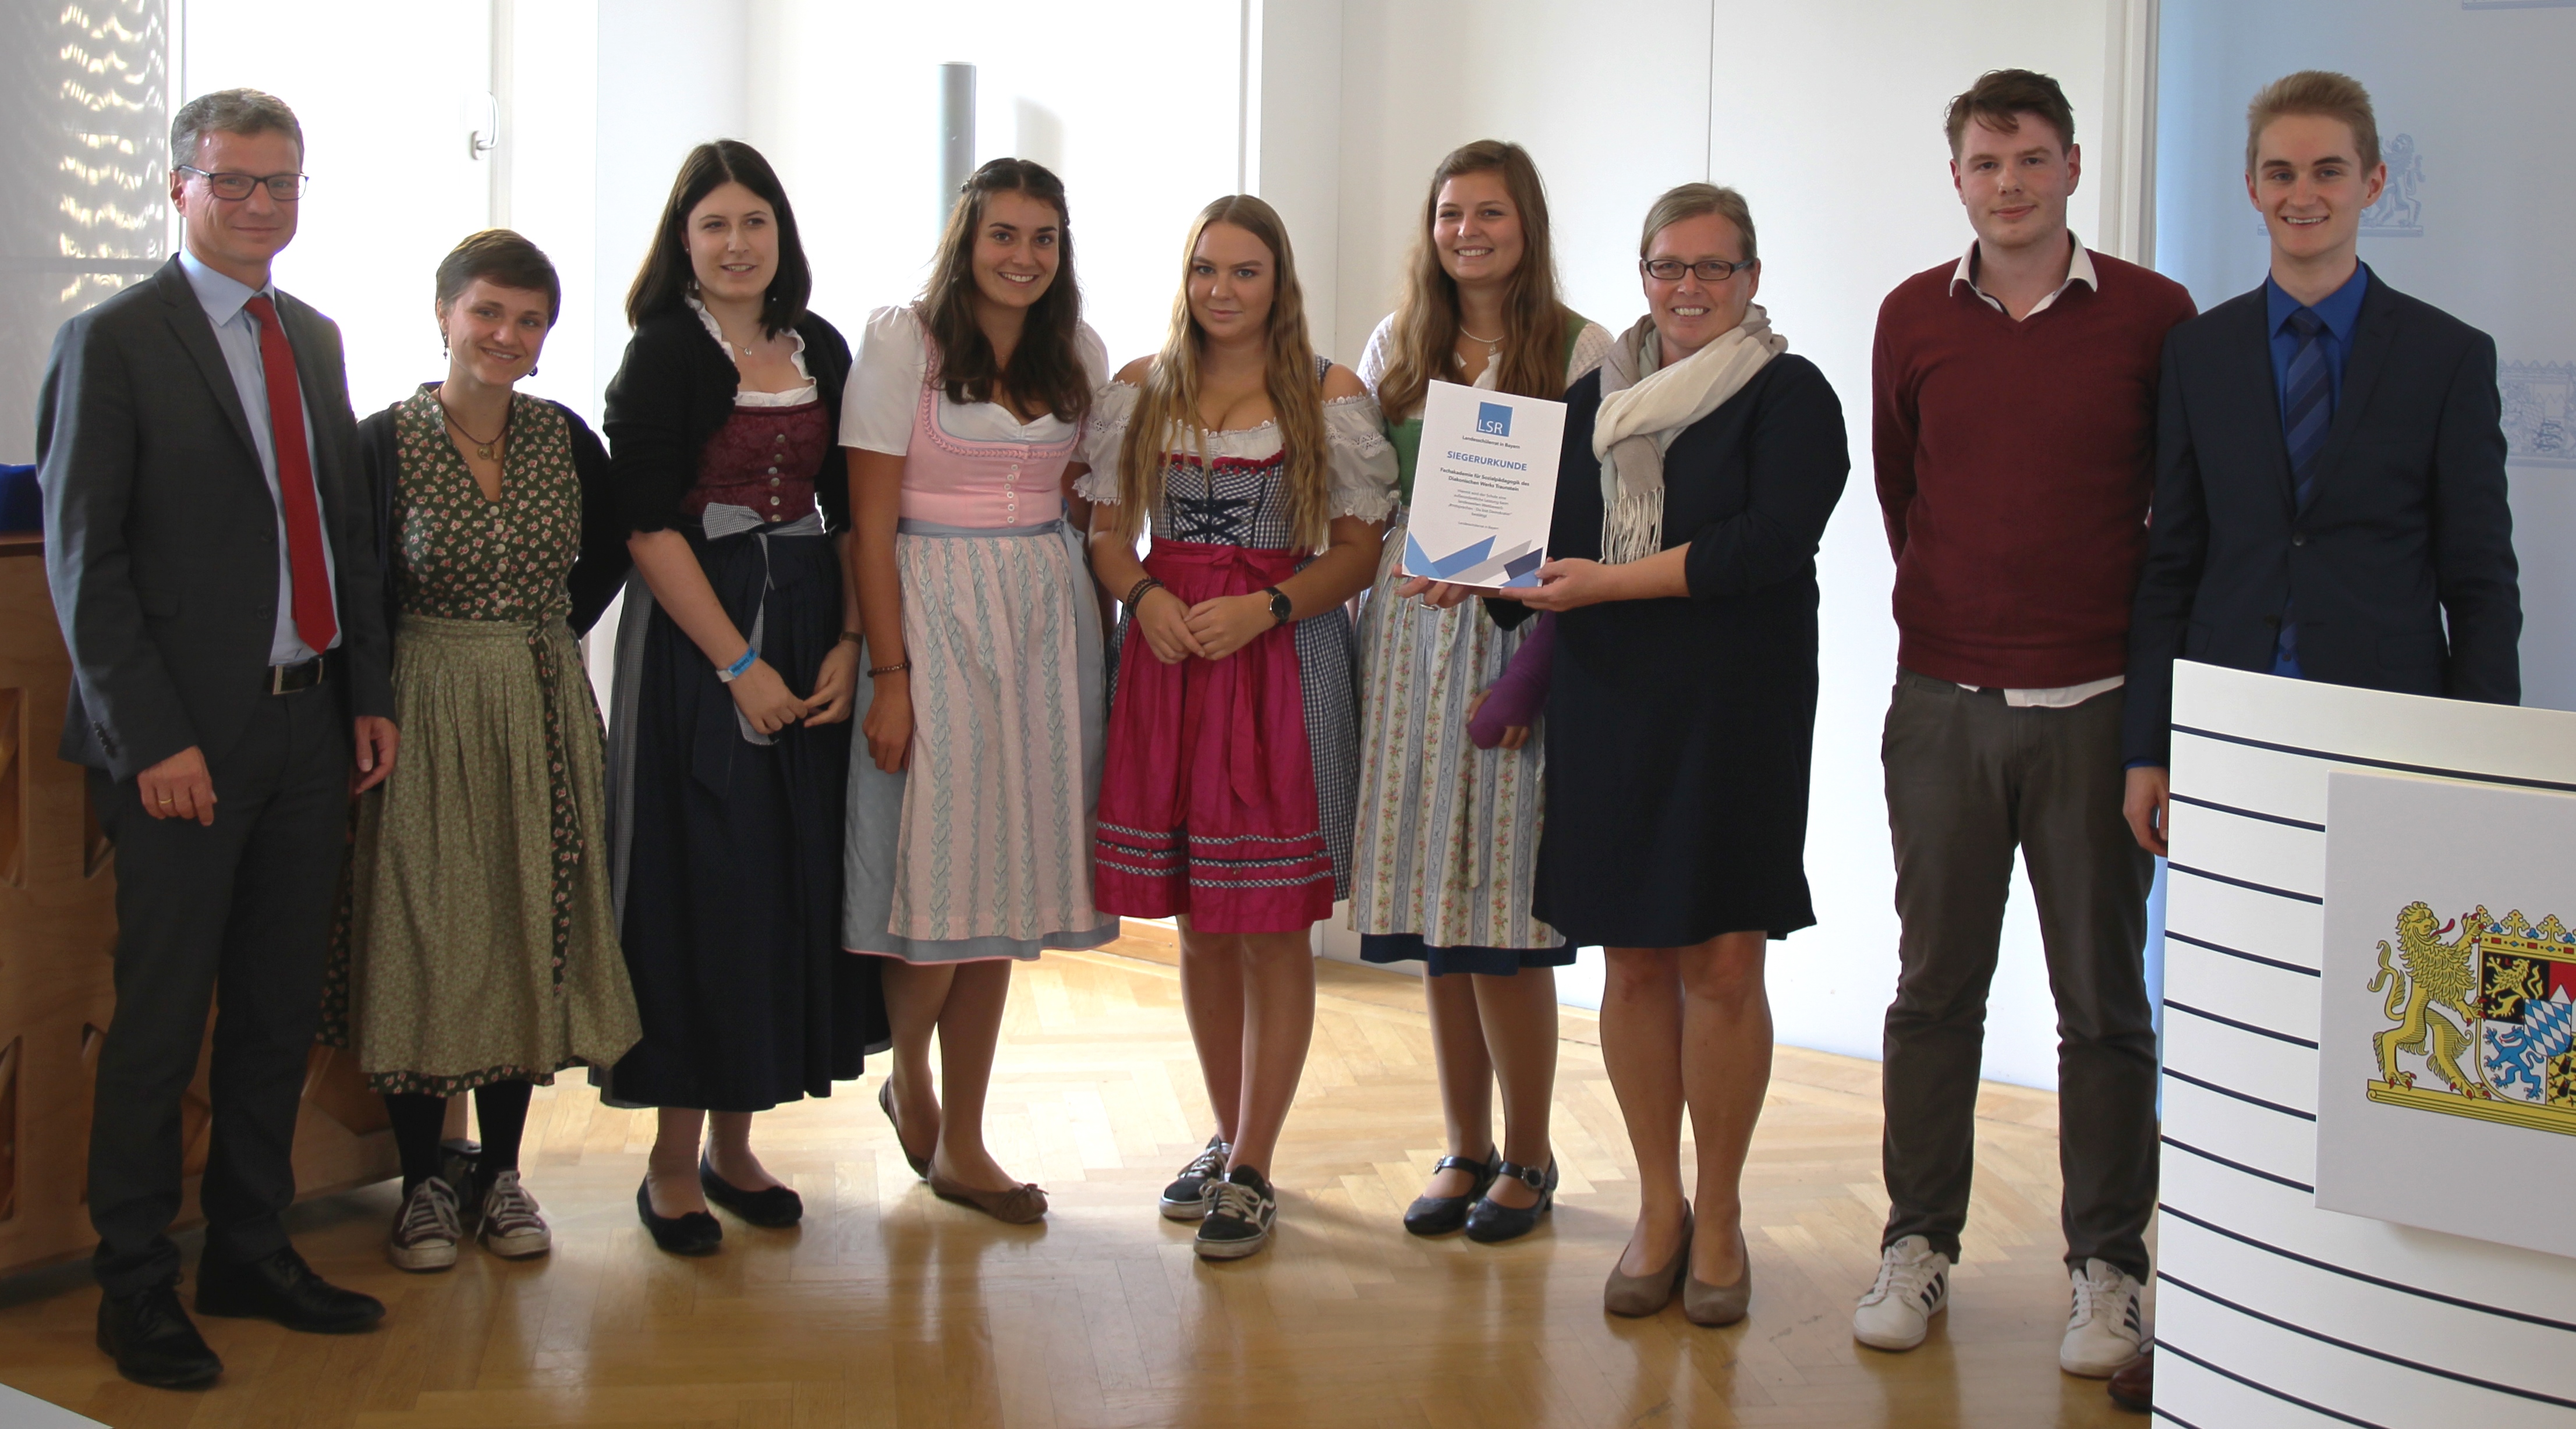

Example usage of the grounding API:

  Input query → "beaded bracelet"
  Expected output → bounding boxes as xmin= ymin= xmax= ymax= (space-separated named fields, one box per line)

xmin=1125 ymin=576 xmax=1164 ymax=608
xmin=868 ymin=659 xmax=912 ymax=678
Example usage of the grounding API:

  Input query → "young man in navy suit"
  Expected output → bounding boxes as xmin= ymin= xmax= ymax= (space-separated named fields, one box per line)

xmin=2113 ymin=73 xmax=2521 ymax=1410
xmin=2125 ymin=70 xmax=2520 ymax=846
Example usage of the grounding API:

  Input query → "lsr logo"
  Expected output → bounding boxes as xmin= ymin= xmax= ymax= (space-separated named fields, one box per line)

xmin=1477 ymin=402 xmax=1512 ymax=437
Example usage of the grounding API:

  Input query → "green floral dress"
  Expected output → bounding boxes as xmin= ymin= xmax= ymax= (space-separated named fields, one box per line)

xmin=340 ymin=387 xmax=641 ymax=1095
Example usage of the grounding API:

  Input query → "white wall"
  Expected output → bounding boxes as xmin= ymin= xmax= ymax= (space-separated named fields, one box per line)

xmin=591 ymin=0 xmax=747 ymax=413
xmin=183 ymin=0 xmax=500 ymax=416
xmin=1318 ymin=0 xmax=2134 ymax=1089
xmin=746 ymin=0 xmax=1242 ymax=374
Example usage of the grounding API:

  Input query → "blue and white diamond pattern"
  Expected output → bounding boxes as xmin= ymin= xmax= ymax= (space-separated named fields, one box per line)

xmin=2485 ymin=992 xmax=2574 ymax=1104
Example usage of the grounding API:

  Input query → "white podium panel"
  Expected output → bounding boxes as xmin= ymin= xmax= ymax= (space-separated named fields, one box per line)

xmin=2159 ymin=662 xmax=2576 ymax=1427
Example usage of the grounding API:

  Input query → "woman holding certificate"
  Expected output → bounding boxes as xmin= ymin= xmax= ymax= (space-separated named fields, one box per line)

xmin=1082 ymin=195 xmax=1395 ymax=1261
xmin=1422 ymin=183 xmax=1846 ymax=1324
xmin=1349 ymin=140 xmax=1608 ymax=1245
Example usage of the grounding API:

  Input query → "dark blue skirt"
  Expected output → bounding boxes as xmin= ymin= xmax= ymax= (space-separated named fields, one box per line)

xmin=604 ymin=522 xmax=887 ymax=1112
xmin=1359 ymin=932 xmax=1576 ymax=978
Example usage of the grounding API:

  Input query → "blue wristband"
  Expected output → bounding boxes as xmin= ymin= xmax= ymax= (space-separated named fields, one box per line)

xmin=719 ymin=646 xmax=757 ymax=682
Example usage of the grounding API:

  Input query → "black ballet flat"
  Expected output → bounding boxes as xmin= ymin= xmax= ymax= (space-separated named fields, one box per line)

xmin=1402 ymin=1152 xmax=1499 ymax=1237
xmin=699 ymin=1155 xmax=804 ymax=1228
xmin=636 ymin=1180 xmax=722 ymax=1256
xmin=1465 ymin=1157 xmax=1557 ymax=1244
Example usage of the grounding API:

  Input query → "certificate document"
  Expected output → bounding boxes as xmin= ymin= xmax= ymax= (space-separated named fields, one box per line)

xmin=1399 ymin=380 xmax=1568 ymax=590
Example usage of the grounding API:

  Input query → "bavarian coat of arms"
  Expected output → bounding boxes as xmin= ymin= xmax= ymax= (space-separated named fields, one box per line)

xmin=2366 ymin=902 xmax=2576 ymax=1134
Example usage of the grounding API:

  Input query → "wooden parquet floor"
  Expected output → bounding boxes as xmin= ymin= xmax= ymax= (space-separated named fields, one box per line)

xmin=0 ymin=945 xmax=2141 ymax=1428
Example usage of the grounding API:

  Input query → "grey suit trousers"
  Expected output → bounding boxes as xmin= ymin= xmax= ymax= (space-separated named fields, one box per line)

xmin=1878 ymin=668 xmax=2157 ymax=1280
xmin=87 ymin=686 xmax=350 ymax=1296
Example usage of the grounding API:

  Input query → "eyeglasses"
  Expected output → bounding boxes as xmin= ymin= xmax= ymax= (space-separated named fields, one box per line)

xmin=177 ymin=166 xmax=309 ymax=201
xmin=1640 ymin=257 xmax=1755 ymax=283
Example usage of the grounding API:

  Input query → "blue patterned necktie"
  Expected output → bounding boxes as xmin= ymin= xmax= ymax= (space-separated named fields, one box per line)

xmin=2273 ymin=307 xmax=2330 ymax=676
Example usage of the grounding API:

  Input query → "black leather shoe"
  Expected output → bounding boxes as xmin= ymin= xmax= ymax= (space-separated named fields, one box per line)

xmin=637 ymin=1179 xmax=722 ymax=1254
xmin=1402 ymin=1151 xmax=1498 ymax=1236
xmin=97 ymin=1282 xmax=222 ymax=1388
xmin=2109 ymin=1349 xmax=2152 ymax=1413
xmin=699 ymin=1155 xmax=803 ymax=1228
xmin=1465 ymin=1157 xmax=1557 ymax=1244
xmin=194 ymin=1247 xmax=385 ymax=1334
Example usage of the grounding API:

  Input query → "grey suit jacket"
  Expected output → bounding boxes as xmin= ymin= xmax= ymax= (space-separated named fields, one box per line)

xmin=37 ymin=256 xmax=395 ymax=781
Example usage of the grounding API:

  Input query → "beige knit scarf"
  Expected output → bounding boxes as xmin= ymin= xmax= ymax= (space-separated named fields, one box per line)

xmin=1593 ymin=303 xmax=1785 ymax=565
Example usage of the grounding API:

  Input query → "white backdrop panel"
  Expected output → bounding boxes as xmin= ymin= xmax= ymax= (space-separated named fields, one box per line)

xmin=2160 ymin=661 xmax=2576 ymax=1426
xmin=2155 ymin=0 xmax=2576 ymax=711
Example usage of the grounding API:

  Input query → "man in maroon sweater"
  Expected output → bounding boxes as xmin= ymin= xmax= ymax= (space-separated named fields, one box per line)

xmin=1858 ymin=70 xmax=2196 ymax=1391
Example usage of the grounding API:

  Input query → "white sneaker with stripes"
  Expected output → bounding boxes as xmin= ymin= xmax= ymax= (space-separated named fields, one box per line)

xmin=1852 ymin=1235 xmax=1951 ymax=1351
xmin=2060 ymin=1258 xmax=2147 ymax=1377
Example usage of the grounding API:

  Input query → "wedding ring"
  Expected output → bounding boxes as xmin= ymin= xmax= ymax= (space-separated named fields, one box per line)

xmin=156 ymin=795 xmax=175 ymax=804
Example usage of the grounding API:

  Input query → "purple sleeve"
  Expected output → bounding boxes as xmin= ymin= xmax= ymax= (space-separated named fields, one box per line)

xmin=1468 ymin=611 xmax=1554 ymax=749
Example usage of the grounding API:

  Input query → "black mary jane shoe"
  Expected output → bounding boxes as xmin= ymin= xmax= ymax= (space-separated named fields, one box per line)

xmin=1402 ymin=1151 xmax=1499 ymax=1237
xmin=636 ymin=1179 xmax=723 ymax=1255
xmin=699 ymin=1155 xmax=805 ymax=1228
xmin=1464 ymin=1157 xmax=1558 ymax=1244
xmin=194 ymin=1246 xmax=385 ymax=1333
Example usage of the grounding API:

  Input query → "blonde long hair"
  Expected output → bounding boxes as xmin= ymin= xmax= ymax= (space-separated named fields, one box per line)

xmin=1373 ymin=140 xmax=1572 ymax=422
xmin=1113 ymin=194 xmax=1331 ymax=550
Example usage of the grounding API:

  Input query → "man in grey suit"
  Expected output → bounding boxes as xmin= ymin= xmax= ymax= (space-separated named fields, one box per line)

xmin=38 ymin=88 xmax=400 ymax=1388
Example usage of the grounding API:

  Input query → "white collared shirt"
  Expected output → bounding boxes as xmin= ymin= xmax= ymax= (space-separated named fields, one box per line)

xmin=1951 ymin=232 xmax=2098 ymax=320
xmin=1946 ymin=233 xmax=2121 ymax=708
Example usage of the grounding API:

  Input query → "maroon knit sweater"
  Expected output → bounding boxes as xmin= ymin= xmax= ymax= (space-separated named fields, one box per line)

xmin=1873 ymin=249 xmax=2196 ymax=689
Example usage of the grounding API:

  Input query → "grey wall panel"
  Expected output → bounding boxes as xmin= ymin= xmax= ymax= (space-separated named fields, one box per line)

xmin=2164 ymin=1006 xmax=2318 ymax=1115
xmin=2163 ymin=1075 xmax=2315 ymax=1186
xmin=2163 ymin=1153 xmax=2576 ymax=1326
xmin=2164 ymin=1215 xmax=2576 ymax=1386
xmin=2164 ymin=871 xmax=2323 ymax=975
xmin=2161 ymin=1278 xmax=2576 ymax=1428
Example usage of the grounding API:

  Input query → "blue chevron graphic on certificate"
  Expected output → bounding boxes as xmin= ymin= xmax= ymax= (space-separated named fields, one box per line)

xmin=1399 ymin=380 xmax=1567 ymax=591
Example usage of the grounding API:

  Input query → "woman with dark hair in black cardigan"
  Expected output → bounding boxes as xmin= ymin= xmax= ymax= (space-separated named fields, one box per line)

xmin=599 ymin=139 xmax=887 ymax=1255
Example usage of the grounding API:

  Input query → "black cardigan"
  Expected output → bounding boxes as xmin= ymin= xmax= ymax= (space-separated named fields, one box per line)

xmin=600 ymin=307 xmax=855 ymax=536
xmin=359 ymin=390 xmax=632 ymax=639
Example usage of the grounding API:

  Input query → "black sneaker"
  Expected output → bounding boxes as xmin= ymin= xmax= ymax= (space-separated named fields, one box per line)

xmin=1160 ymin=1135 xmax=1229 ymax=1221
xmin=1194 ymin=1165 xmax=1277 ymax=1260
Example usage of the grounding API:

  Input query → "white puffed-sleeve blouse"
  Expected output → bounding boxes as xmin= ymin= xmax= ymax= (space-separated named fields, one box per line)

xmin=1073 ymin=378 xmax=1398 ymax=530
xmin=839 ymin=304 xmax=1110 ymax=453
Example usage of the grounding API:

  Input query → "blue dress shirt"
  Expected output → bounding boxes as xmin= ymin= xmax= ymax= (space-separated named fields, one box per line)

xmin=177 ymin=250 xmax=341 ymax=664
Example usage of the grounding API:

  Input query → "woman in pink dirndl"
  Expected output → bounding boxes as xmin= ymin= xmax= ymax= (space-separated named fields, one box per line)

xmin=1082 ymin=195 xmax=1396 ymax=1260
xmin=842 ymin=160 xmax=1115 ymax=1225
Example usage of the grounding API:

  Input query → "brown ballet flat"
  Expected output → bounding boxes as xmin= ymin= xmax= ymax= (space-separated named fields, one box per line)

xmin=1684 ymin=1229 xmax=1753 ymax=1327
xmin=928 ymin=1171 xmax=1048 ymax=1225
xmin=878 ymin=1081 xmax=931 ymax=1180
xmin=1604 ymin=1206 xmax=1692 ymax=1317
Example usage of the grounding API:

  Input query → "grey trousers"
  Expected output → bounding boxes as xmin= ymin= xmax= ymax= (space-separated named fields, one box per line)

xmin=87 ymin=688 xmax=351 ymax=1297
xmin=1879 ymin=668 xmax=2157 ymax=1279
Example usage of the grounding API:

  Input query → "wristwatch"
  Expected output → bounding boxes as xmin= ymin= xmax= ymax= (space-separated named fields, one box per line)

xmin=1263 ymin=587 xmax=1294 ymax=626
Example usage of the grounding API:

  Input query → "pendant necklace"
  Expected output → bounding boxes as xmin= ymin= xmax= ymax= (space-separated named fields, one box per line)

xmin=1458 ymin=324 xmax=1502 ymax=368
xmin=439 ymin=395 xmax=511 ymax=462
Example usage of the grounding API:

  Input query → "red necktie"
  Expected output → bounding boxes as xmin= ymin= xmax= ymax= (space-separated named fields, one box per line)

xmin=243 ymin=293 xmax=337 ymax=655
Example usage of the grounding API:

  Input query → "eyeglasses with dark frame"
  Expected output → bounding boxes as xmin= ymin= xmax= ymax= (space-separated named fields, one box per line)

xmin=1640 ymin=257 xmax=1756 ymax=283
xmin=176 ymin=165 xmax=310 ymax=202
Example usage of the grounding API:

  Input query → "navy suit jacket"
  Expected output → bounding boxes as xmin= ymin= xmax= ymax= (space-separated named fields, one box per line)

xmin=38 ymin=257 xmax=394 ymax=779
xmin=2123 ymin=272 xmax=2520 ymax=765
